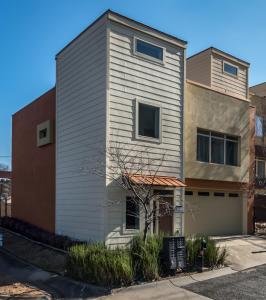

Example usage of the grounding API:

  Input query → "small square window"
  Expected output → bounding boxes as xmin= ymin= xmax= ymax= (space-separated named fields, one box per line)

xmin=37 ymin=120 xmax=52 ymax=147
xmin=126 ymin=197 xmax=139 ymax=230
xmin=223 ymin=62 xmax=238 ymax=76
xmin=137 ymin=102 xmax=161 ymax=141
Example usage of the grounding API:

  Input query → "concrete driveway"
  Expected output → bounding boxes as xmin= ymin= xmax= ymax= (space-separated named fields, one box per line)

xmin=214 ymin=235 xmax=266 ymax=271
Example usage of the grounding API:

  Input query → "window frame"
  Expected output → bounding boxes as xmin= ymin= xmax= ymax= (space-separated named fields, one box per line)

xmin=256 ymin=159 xmax=266 ymax=178
xmin=133 ymin=37 xmax=165 ymax=65
xmin=223 ymin=61 xmax=239 ymax=78
xmin=135 ymin=99 xmax=162 ymax=143
xmin=197 ymin=129 xmax=240 ymax=167
xmin=124 ymin=197 xmax=140 ymax=232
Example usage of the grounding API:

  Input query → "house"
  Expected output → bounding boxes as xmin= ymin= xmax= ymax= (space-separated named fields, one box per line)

xmin=185 ymin=47 xmax=254 ymax=235
xmin=250 ymin=82 xmax=266 ymax=224
xmin=12 ymin=10 xmax=187 ymax=246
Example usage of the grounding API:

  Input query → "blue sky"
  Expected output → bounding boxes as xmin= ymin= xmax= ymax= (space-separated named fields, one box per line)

xmin=1 ymin=0 xmax=266 ymax=168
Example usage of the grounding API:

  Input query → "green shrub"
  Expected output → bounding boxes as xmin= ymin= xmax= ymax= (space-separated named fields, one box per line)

xmin=66 ymin=243 xmax=133 ymax=287
xmin=130 ymin=235 xmax=163 ymax=281
xmin=186 ymin=236 xmax=227 ymax=269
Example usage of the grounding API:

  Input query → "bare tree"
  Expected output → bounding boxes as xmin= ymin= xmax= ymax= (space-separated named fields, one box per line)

xmin=83 ymin=142 xmax=177 ymax=242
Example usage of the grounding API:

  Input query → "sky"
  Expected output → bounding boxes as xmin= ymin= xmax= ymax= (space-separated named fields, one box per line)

xmin=1 ymin=0 xmax=266 ymax=169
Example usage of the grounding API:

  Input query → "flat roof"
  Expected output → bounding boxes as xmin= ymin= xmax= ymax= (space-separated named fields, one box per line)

xmin=56 ymin=9 xmax=187 ymax=57
xmin=187 ymin=47 xmax=250 ymax=67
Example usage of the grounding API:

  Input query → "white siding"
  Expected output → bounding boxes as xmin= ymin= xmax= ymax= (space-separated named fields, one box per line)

xmin=106 ymin=22 xmax=185 ymax=246
xmin=211 ymin=54 xmax=248 ymax=99
xmin=56 ymin=18 xmax=107 ymax=241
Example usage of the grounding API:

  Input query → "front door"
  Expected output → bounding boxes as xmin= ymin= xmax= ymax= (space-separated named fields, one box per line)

xmin=158 ymin=197 xmax=173 ymax=234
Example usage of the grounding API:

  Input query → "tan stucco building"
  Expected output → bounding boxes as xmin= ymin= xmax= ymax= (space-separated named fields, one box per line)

xmin=184 ymin=48 xmax=254 ymax=235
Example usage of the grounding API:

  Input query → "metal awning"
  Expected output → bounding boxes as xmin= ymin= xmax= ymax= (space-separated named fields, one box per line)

xmin=127 ymin=174 xmax=186 ymax=188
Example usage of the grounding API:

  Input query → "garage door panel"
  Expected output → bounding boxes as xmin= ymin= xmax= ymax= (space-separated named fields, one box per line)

xmin=185 ymin=192 xmax=242 ymax=236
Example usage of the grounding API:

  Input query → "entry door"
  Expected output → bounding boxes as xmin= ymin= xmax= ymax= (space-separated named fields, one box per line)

xmin=158 ymin=197 xmax=173 ymax=234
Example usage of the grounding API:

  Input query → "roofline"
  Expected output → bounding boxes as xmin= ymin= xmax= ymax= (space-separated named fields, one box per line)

xmin=56 ymin=9 xmax=187 ymax=58
xmin=12 ymin=87 xmax=55 ymax=117
xmin=187 ymin=47 xmax=250 ymax=67
xmin=250 ymin=81 xmax=266 ymax=89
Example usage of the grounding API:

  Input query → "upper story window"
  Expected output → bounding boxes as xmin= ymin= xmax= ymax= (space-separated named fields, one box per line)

xmin=134 ymin=38 xmax=164 ymax=63
xmin=255 ymin=115 xmax=264 ymax=137
xmin=197 ymin=129 xmax=239 ymax=166
xmin=223 ymin=62 xmax=238 ymax=77
xmin=136 ymin=101 xmax=161 ymax=142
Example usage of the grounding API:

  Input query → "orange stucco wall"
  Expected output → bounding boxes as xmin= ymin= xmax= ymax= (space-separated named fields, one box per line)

xmin=12 ymin=88 xmax=56 ymax=232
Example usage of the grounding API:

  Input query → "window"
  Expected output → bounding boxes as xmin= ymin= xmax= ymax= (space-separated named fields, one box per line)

xmin=223 ymin=62 xmax=238 ymax=76
xmin=185 ymin=191 xmax=193 ymax=196
xmin=37 ymin=120 xmax=52 ymax=147
xmin=197 ymin=129 xmax=239 ymax=166
xmin=256 ymin=160 xmax=265 ymax=178
xmin=137 ymin=102 xmax=160 ymax=140
xmin=198 ymin=192 xmax=210 ymax=196
xmin=126 ymin=197 xmax=139 ymax=230
xmin=135 ymin=38 xmax=164 ymax=62
xmin=255 ymin=115 xmax=264 ymax=137
xmin=39 ymin=128 xmax=47 ymax=139
xmin=214 ymin=192 xmax=225 ymax=197
xmin=229 ymin=193 xmax=239 ymax=198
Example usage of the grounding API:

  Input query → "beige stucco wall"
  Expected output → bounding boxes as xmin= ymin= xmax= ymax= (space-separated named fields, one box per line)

xmin=185 ymin=82 xmax=250 ymax=183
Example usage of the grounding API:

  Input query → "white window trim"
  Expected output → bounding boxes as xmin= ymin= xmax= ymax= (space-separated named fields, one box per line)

xmin=197 ymin=129 xmax=240 ymax=167
xmin=135 ymin=99 xmax=162 ymax=143
xmin=223 ymin=60 xmax=239 ymax=78
xmin=133 ymin=36 xmax=165 ymax=65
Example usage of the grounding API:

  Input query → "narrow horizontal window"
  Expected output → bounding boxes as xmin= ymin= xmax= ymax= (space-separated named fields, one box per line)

xmin=135 ymin=39 xmax=163 ymax=61
xmin=154 ymin=190 xmax=174 ymax=195
xmin=214 ymin=192 xmax=225 ymax=197
xmin=229 ymin=193 xmax=239 ymax=198
xmin=198 ymin=192 xmax=210 ymax=196
xmin=185 ymin=191 xmax=193 ymax=196
xmin=223 ymin=62 xmax=238 ymax=76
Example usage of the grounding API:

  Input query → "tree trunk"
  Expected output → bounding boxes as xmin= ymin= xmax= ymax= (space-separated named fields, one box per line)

xmin=143 ymin=221 xmax=150 ymax=242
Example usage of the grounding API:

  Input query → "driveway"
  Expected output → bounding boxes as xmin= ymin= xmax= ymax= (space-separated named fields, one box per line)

xmin=184 ymin=264 xmax=266 ymax=300
xmin=0 ymin=250 xmax=108 ymax=299
xmin=214 ymin=235 xmax=266 ymax=271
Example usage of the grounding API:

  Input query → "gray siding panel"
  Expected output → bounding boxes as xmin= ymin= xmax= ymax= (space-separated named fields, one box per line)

xmin=106 ymin=22 xmax=184 ymax=246
xmin=56 ymin=19 xmax=107 ymax=241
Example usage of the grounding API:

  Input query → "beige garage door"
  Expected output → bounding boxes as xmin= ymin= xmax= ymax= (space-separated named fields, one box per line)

xmin=185 ymin=191 xmax=243 ymax=236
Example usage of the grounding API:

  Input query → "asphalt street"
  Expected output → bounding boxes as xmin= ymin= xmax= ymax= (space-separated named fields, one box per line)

xmin=184 ymin=264 xmax=266 ymax=300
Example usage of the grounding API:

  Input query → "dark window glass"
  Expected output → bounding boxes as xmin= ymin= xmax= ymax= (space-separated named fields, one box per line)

xmin=197 ymin=134 xmax=209 ymax=162
xmin=198 ymin=192 xmax=210 ymax=196
xmin=211 ymin=137 xmax=224 ymax=164
xmin=214 ymin=192 xmax=225 ymax=197
xmin=257 ymin=161 xmax=265 ymax=178
xmin=224 ymin=63 xmax=238 ymax=76
xmin=138 ymin=103 xmax=160 ymax=139
xmin=226 ymin=140 xmax=238 ymax=166
xmin=185 ymin=191 xmax=193 ymax=196
xmin=39 ymin=128 xmax=47 ymax=139
xmin=126 ymin=198 xmax=139 ymax=230
xmin=154 ymin=190 xmax=174 ymax=195
xmin=136 ymin=39 xmax=163 ymax=61
xmin=229 ymin=193 xmax=239 ymax=198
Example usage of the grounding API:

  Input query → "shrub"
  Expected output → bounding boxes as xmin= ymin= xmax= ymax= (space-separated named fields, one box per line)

xmin=66 ymin=243 xmax=134 ymax=287
xmin=186 ymin=236 xmax=227 ymax=269
xmin=130 ymin=235 xmax=163 ymax=281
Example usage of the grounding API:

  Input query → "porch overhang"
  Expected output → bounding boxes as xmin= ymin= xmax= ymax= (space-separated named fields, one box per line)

xmin=126 ymin=174 xmax=186 ymax=188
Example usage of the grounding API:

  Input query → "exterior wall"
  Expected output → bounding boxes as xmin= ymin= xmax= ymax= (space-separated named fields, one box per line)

xmin=211 ymin=53 xmax=248 ymax=99
xmin=185 ymin=81 xmax=250 ymax=183
xmin=12 ymin=88 xmax=55 ymax=232
xmin=187 ymin=49 xmax=211 ymax=86
xmin=250 ymin=82 xmax=266 ymax=97
xmin=56 ymin=17 xmax=107 ymax=241
xmin=105 ymin=20 xmax=185 ymax=246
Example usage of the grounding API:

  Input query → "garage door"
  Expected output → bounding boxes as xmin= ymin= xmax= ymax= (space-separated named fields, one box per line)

xmin=185 ymin=191 xmax=243 ymax=236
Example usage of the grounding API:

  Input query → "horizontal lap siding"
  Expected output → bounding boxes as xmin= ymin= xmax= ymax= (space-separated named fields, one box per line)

xmin=106 ymin=22 xmax=184 ymax=246
xmin=56 ymin=19 xmax=107 ymax=242
xmin=211 ymin=54 xmax=247 ymax=98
